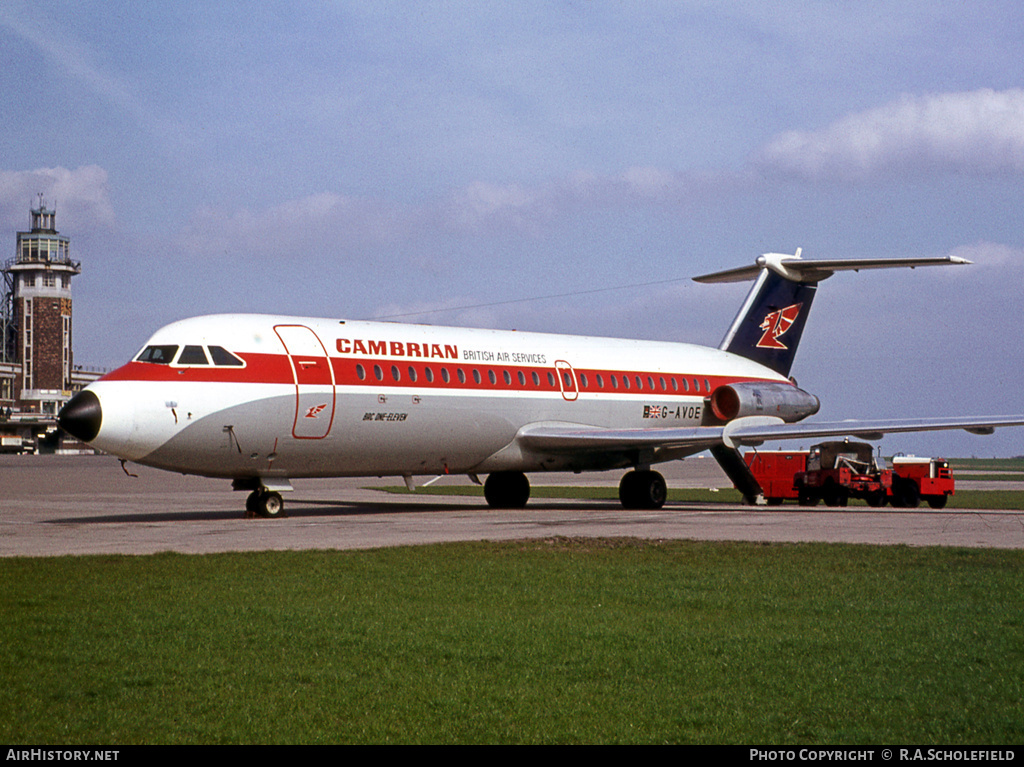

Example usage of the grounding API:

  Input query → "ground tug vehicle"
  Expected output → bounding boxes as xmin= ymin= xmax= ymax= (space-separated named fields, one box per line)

xmin=743 ymin=441 xmax=954 ymax=508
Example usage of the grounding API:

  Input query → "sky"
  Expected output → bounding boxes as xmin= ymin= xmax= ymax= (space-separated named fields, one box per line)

xmin=2 ymin=1 xmax=1023 ymax=456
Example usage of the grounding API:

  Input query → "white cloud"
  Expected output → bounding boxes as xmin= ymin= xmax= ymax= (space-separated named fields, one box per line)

xmin=0 ymin=166 xmax=115 ymax=231
xmin=754 ymin=89 xmax=1024 ymax=180
xmin=178 ymin=192 xmax=413 ymax=257
xmin=446 ymin=182 xmax=537 ymax=230
xmin=180 ymin=168 xmax=703 ymax=258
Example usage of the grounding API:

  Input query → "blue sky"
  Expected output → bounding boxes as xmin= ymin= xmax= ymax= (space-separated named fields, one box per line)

xmin=2 ymin=1 xmax=1023 ymax=455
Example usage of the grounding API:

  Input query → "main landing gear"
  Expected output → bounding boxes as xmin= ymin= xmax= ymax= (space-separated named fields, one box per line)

xmin=246 ymin=489 xmax=285 ymax=518
xmin=484 ymin=471 xmax=531 ymax=508
xmin=482 ymin=469 xmax=668 ymax=510
xmin=618 ymin=469 xmax=668 ymax=510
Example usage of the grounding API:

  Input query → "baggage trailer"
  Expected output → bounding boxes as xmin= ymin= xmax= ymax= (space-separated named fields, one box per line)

xmin=743 ymin=450 xmax=806 ymax=505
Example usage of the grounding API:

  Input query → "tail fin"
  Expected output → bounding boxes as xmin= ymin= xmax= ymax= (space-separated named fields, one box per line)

xmin=694 ymin=250 xmax=972 ymax=378
xmin=715 ymin=266 xmax=816 ymax=377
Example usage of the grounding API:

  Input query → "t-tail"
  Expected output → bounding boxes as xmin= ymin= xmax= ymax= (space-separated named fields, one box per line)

xmin=694 ymin=249 xmax=972 ymax=378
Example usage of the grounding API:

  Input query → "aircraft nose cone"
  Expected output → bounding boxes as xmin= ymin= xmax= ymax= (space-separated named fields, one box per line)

xmin=58 ymin=390 xmax=103 ymax=443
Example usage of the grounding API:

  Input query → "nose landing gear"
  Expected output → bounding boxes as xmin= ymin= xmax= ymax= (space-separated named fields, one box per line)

xmin=246 ymin=489 xmax=285 ymax=518
xmin=234 ymin=478 xmax=291 ymax=518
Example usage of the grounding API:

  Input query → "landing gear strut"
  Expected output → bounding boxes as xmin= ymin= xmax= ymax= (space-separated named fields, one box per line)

xmin=484 ymin=471 xmax=531 ymax=508
xmin=619 ymin=470 xmax=667 ymax=509
xmin=246 ymin=489 xmax=285 ymax=518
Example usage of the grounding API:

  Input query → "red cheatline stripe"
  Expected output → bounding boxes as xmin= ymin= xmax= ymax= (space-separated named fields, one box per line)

xmin=99 ymin=353 xmax=779 ymax=396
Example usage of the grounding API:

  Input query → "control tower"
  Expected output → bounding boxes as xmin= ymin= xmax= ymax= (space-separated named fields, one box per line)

xmin=2 ymin=197 xmax=81 ymax=414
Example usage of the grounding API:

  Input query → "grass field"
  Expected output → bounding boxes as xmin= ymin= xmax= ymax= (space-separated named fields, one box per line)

xmin=950 ymin=458 xmax=1024 ymax=472
xmin=3 ymin=541 xmax=1023 ymax=744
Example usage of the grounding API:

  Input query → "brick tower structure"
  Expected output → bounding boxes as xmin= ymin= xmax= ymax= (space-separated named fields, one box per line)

xmin=6 ymin=198 xmax=81 ymax=414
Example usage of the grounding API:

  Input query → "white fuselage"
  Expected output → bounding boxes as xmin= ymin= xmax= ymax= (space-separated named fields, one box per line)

xmin=82 ymin=314 xmax=790 ymax=480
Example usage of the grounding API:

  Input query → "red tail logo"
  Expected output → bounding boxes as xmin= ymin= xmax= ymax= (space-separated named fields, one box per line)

xmin=757 ymin=303 xmax=802 ymax=349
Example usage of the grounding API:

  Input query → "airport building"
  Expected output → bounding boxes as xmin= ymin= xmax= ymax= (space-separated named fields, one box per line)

xmin=1 ymin=198 xmax=102 ymax=450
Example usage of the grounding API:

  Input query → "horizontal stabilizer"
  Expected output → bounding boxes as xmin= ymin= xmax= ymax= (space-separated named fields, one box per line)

xmin=694 ymin=253 xmax=971 ymax=284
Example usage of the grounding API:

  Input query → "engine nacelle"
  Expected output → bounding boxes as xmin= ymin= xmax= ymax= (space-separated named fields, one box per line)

xmin=709 ymin=381 xmax=820 ymax=423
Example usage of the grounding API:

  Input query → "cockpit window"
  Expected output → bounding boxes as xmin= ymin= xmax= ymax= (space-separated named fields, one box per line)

xmin=136 ymin=345 xmax=178 ymax=364
xmin=177 ymin=345 xmax=210 ymax=365
xmin=208 ymin=346 xmax=244 ymax=366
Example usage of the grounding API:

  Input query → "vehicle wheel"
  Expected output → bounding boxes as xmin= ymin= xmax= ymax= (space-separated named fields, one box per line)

xmin=866 ymin=490 xmax=887 ymax=508
xmin=245 ymin=490 xmax=260 ymax=514
xmin=766 ymin=497 xmax=784 ymax=506
xmin=893 ymin=479 xmax=920 ymax=509
xmin=823 ymin=482 xmax=845 ymax=508
xmin=256 ymin=491 xmax=285 ymax=518
xmin=484 ymin=471 xmax=530 ymax=508
xmin=926 ymin=495 xmax=948 ymax=509
xmin=797 ymin=489 xmax=819 ymax=507
xmin=619 ymin=470 xmax=666 ymax=510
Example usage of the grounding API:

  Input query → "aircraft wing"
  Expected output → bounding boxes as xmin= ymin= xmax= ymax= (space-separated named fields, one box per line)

xmin=518 ymin=415 xmax=1024 ymax=454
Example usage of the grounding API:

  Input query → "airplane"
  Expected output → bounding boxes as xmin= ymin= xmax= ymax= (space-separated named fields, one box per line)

xmin=57 ymin=251 xmax=1024 ymax=517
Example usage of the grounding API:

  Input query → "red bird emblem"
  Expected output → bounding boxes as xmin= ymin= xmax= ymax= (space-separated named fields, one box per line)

xmin=304 ymin=404 xmax=328 ymax=419
xmin=757 ymin=303 xmax=802 ymax=349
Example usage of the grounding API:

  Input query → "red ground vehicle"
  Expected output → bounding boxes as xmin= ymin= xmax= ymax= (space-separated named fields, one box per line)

xmin=745 ymin=441 xmax=891 ymax=507
xmin=743 ymin=443 xmax=955 ymax=508
xmin=889 ymin=456 xmax=955 ymax=509
xmin=742 ymin=450 xmax=807 ymax=504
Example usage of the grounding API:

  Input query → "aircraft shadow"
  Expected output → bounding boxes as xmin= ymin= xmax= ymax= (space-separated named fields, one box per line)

xmin=50 ymin=496 xmax=636 ymax=524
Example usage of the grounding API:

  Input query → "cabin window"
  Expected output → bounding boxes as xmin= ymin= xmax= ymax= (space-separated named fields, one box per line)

xmin=407 ymin=366 xmax=418 ymax=382
xmin=517 ymin=371 xmax=525 ymax=386
xmin=374 ymin=364 xmax=383 ymax=381
xmin=596 ymin=374 xmax=604 ymax=388
xmin=611 ymin=375 xmax=618 ymax=390
xmin=531 ymin=371 xmax=540 ymax=386
xmin=488 ymin=370 xmax=496 ymax=384
xmin=441 ymin=368 xmax=450 ymax=383
xmin=659 ymin=376 xmax=666 ymax=391
xmin=671 ymin=377 xmax=678 ymax=391
xmin=636 ymin=376 xmax=644 ymax=390
xmin=547 ymin=372 xmax=556 ymax=388
xmin=356 ymin=364 xmax=366 ymax=380
xmin=425 ymin=367 xmax=434 ymax=383
xmin=704 ymin=378 xmax=710 ymax=392
xmin=622 ymin=375 xmax=630 ymax=390
xmin=136 ymin=345 xmax=178 ymax=364
xmin=472 ymin=369 xmax=481 ymax=384
xmin=391 ymin=365 xmax=400 ymax=382
xmin=504 ymin=370 xmax=512 ymax=385
xmin=457 ymin=369 xmax=466 ymax=384
xmin=681 ymin=378 xmax=689 ymax=392
xmin=579 ymin=373 xmax=588 ymax=388
xmin=209 ymin=346 xmax=244 ymax=366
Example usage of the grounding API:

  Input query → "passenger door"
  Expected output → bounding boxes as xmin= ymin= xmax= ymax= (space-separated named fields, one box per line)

xmin=274 ymin=324 xmax=336 ymax=439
